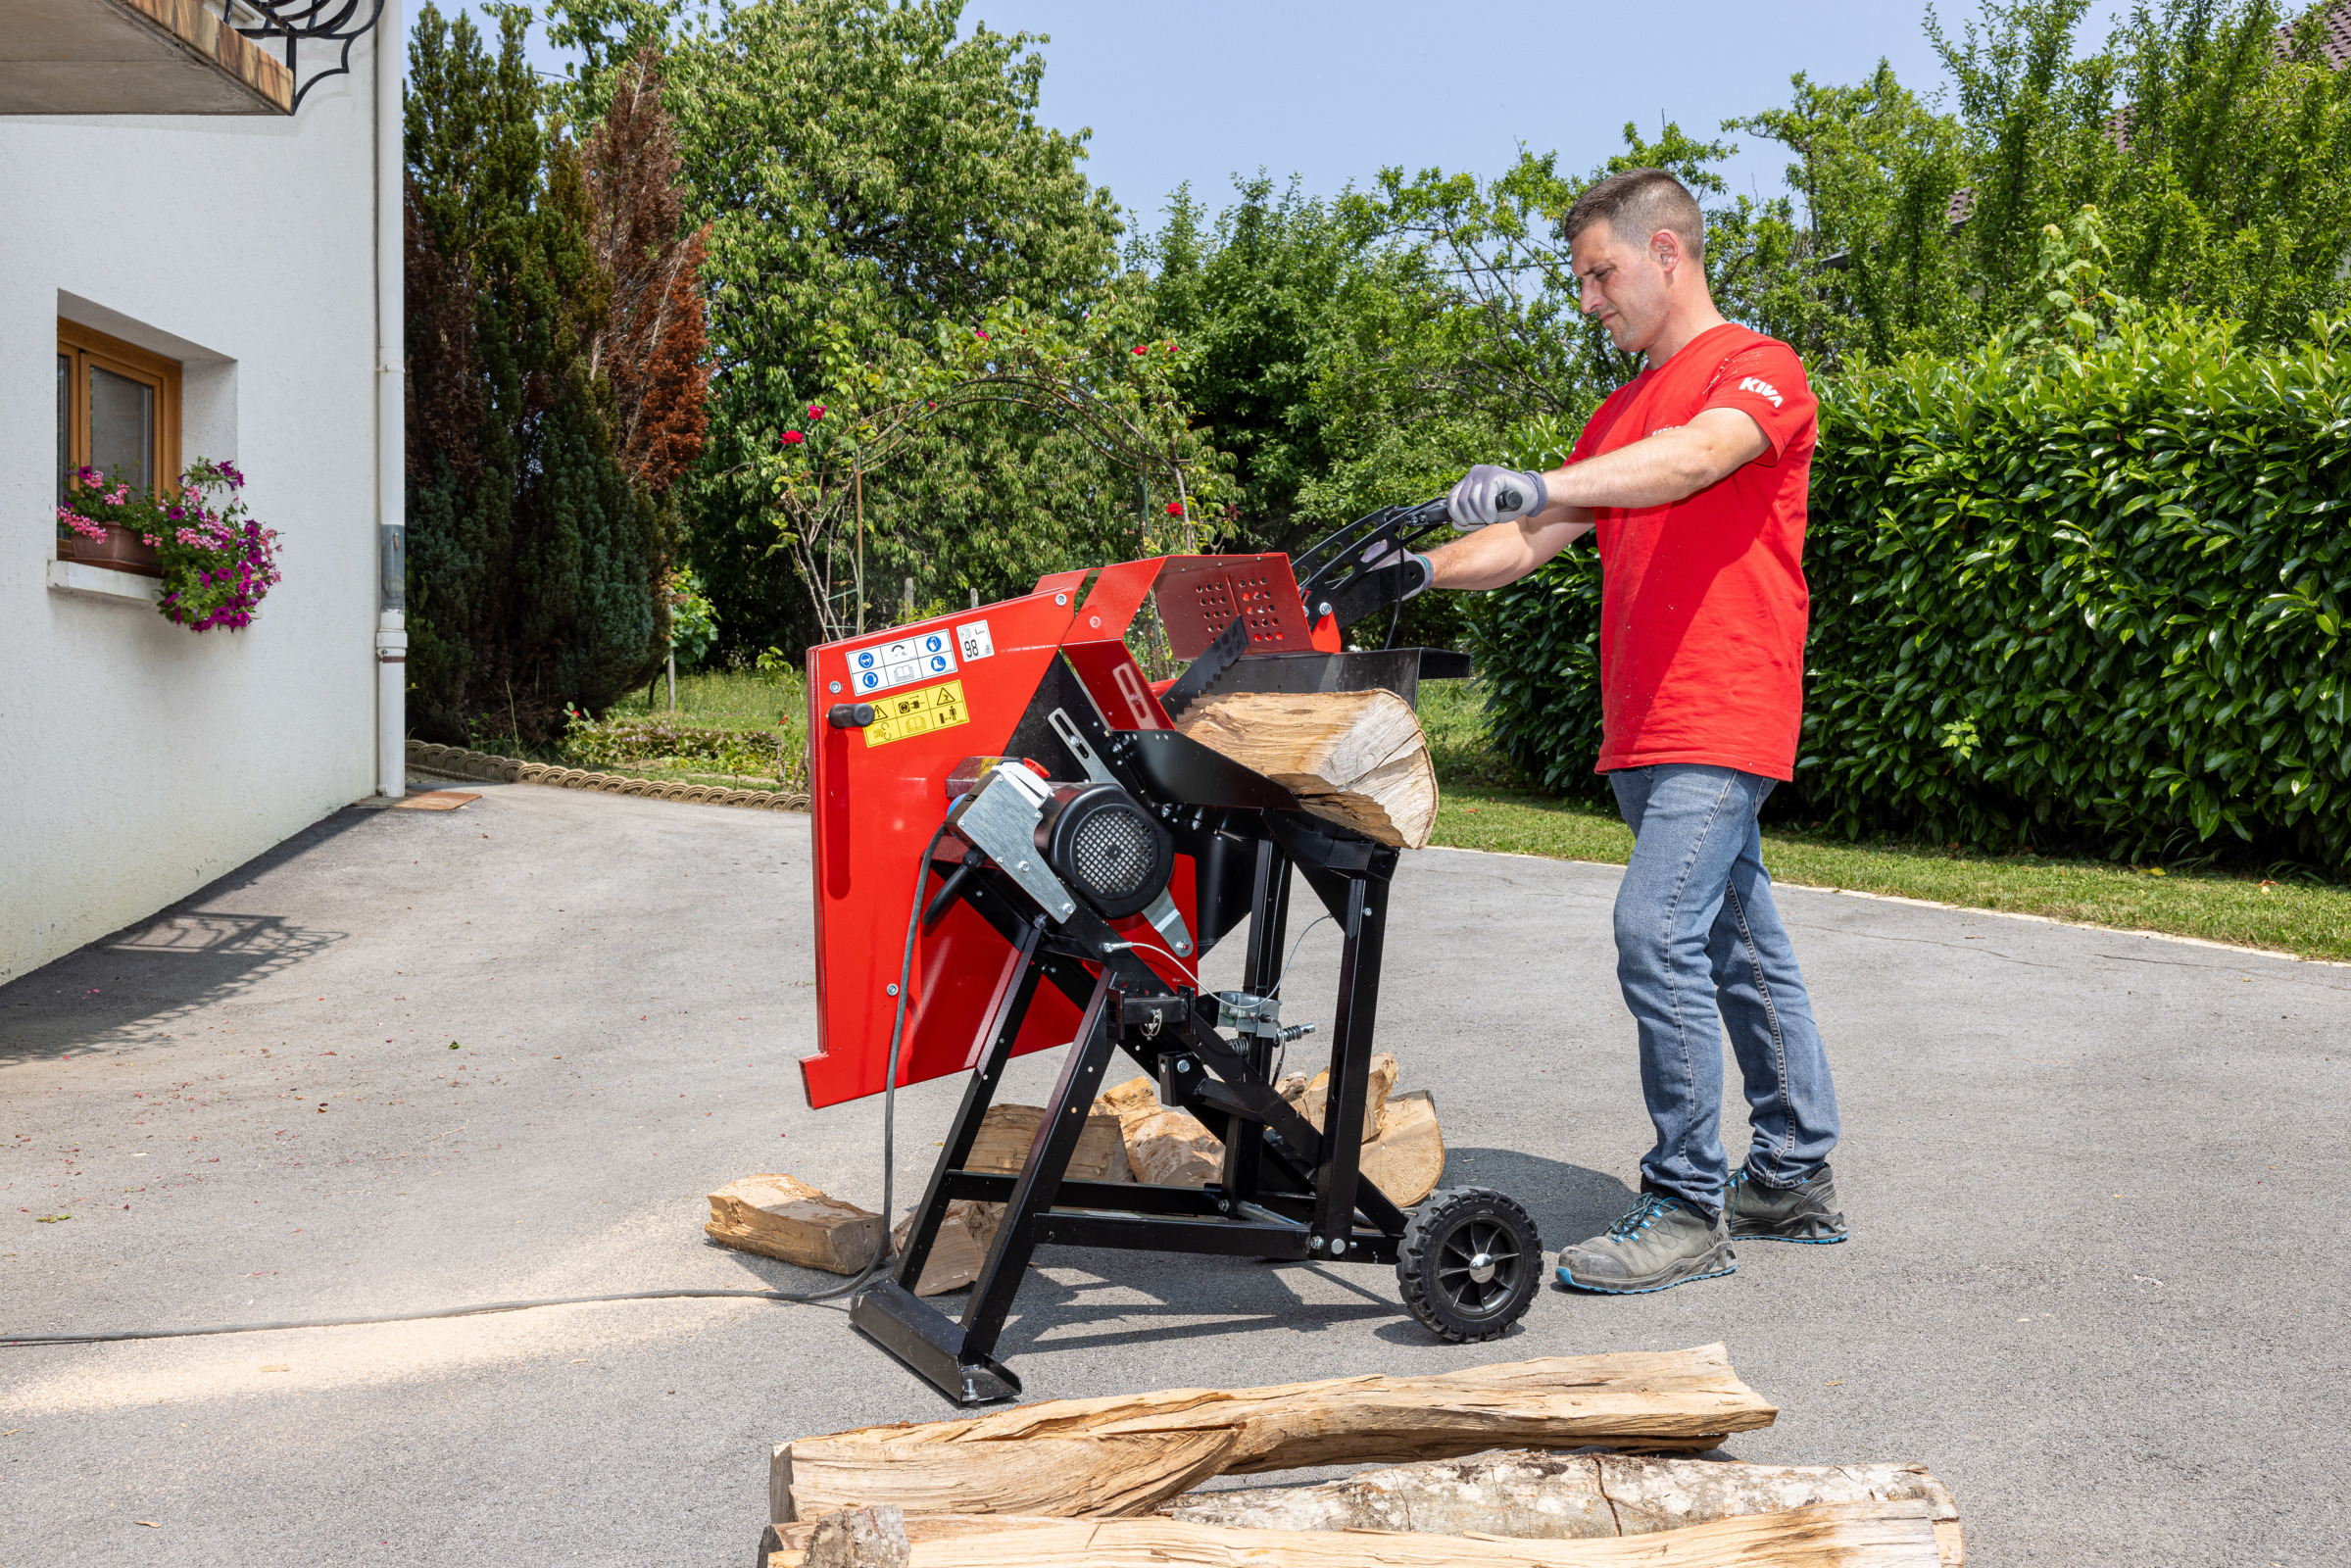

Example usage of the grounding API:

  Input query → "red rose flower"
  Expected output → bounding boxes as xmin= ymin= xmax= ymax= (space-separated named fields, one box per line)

xmin=781 ymin=429 xmax=806 ymax=446
xmin=808 ymin=405 xmax=826 ymax=420
xmin=1131 ymin=345 xmax=1147 ymax=356
xmin=1165 ymin=502 xmax=1184 ymax=516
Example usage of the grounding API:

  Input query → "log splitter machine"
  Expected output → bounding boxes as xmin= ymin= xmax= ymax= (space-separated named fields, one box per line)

xmin=800 ymin=501 xmax=1542 ymax=1404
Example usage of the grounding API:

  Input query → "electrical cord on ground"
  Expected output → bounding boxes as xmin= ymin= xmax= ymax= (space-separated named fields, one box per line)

xmin=4 ymin=824 xmax=953 ymax=1351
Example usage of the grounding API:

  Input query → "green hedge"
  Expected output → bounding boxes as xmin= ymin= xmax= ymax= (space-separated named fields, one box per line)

xmin=1466 ymin=314 xmax=2351 ymax=868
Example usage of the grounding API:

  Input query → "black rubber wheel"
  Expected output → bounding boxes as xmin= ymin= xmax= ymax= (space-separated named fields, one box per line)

xmin=1396 ymin=1187 xmax=1541 ymax=1344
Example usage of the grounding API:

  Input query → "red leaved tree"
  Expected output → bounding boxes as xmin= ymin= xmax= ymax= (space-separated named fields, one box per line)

xmin=583 ymin=45 xmax=710 ymax=498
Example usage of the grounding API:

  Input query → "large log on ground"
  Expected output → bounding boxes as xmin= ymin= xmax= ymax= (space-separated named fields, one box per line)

xmin=1176 ymin=689 xmax=1438 ymax=849
xmin=759 ymin=1501 xmax=1942 ymax=1567
xmin=1175 ymin=1451 xmax=1963 ymax=1567
xmin=706 ymin=1175 xmax=882 ymax=1274
xmin=771 ymin=1345 xmax=1778 ymax=1522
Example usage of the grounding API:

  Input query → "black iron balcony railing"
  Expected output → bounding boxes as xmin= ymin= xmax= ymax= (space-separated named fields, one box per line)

xmin=226 ymin=0 xmax=385 ymax=111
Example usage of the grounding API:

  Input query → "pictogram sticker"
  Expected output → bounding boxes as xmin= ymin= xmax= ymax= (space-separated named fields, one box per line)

xmin=846 ymin=630 xmax=959 ymax=696
xmin=955 ymin=619 xmax=995 ymax=661
xmin=862 ymin=679 xmax=970 ymax=748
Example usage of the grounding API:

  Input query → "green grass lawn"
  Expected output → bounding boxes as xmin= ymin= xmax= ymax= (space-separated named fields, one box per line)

xmin=1417 ymin=679 xmax=2351 ymax=964
xmin=465 ymin=669 xmax=809 ymax=794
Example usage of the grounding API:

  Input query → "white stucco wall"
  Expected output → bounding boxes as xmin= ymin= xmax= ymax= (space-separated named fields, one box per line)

xmin=0 ymin=38 xmax=388 ymax=985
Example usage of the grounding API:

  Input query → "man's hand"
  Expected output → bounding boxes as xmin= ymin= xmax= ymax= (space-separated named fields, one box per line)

xmin=1446 ymin=466 xmax=1550 ymax=529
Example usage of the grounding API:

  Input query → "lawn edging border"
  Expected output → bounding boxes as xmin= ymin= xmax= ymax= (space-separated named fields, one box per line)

xmin=405 ymin=740 xmax=810 ymax=813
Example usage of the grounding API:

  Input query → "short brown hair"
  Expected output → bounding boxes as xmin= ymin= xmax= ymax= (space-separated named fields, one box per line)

xmin=1562 ymin=168 xmax=1704 ymax=263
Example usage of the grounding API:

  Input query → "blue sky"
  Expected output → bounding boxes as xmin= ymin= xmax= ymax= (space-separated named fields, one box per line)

xmin=404 ymin=1 xmax=2137 ymax=234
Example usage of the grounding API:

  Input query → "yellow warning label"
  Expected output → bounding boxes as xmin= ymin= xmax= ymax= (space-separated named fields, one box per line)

xmin=862 ymin=679 xmax=971 ymax=748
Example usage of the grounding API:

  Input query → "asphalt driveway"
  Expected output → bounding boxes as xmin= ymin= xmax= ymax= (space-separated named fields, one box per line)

xmin=3 ymin=781 xmax=2344 ymax=1566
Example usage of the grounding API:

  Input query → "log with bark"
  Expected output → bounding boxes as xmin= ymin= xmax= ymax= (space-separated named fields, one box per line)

xmin=706 ymin=1175 xmax=883 ymax=1274
xmin=759 ymin=1500 xmax=1942 ymax=1567
xmin=797 ymin=1504 xmax=910 ymax=1568
xmin=770 ymin=1345 xmax=1777 ymax=1523
xmin=1175 ymin=1450 xmax=1964 ymax=1567
xmin=1176 ymin=689 xmax=1438 ymax=849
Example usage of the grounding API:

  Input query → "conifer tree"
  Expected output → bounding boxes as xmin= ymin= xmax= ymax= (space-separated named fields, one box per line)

xmin=404 ymin=5 xmax=698 ymax=742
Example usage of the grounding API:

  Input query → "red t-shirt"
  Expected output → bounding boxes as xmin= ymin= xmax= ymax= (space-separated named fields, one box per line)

xmin=1568 ymin=322 xmax=1818 ymax=781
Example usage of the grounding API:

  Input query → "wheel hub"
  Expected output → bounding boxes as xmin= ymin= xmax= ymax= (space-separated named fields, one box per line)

xmin=1466 ymin=1252 xmax=1496 ymax=1284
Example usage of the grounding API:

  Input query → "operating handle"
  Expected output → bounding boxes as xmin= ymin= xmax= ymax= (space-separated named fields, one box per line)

xmin=1293 ymin=495 xmax=1454 ymax=632
xmin=828 ymin=702 xmax=877 ymax=729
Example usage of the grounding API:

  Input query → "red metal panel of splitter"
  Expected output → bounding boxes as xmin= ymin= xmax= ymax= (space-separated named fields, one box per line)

xmin=802 ymin=589 xmax=1080 ymax=1109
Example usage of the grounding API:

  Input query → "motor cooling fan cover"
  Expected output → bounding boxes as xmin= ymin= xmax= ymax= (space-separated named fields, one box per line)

xmin=1037 ymin=783 xmax=1172 ymax=920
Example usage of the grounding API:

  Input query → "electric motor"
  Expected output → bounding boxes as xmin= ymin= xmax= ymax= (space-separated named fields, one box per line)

xmin=1035 ymin=782 xmax=1171 ymax=920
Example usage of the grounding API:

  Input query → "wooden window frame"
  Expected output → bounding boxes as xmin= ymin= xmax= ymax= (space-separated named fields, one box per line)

xmin=58 ymin=318 xmax=181 ymax=511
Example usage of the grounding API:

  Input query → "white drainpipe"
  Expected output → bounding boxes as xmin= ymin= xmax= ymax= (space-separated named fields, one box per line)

xmin=373 ymin=1 xmax=407 ymax=798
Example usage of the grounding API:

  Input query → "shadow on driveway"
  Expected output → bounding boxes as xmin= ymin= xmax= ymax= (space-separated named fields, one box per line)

xmin=0 ymin=809 xmax=372 ymax=1066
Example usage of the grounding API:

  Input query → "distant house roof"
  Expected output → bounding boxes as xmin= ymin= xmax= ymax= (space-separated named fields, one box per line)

xmin=2315 ymin=0 xmax=2351 ymax=68
xmin=1932 ymin=3 xmax=2351 ymax=230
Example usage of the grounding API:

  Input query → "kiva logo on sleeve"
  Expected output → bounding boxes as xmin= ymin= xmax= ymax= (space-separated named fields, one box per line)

xmin=1736 ymin=375 xmax=1785 ymax=409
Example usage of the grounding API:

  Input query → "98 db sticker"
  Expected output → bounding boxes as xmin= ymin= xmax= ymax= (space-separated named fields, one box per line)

xmin=862 ymin=679 xmax=970 ymax=748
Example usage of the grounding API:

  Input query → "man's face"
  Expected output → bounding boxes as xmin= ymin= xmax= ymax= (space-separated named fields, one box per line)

xmin=1570 ymin=220 xmax=1672 ymax=356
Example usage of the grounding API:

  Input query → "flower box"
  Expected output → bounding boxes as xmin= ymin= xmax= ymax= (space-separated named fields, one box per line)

xmin=63 ymin=523 xmax=164 ymax=578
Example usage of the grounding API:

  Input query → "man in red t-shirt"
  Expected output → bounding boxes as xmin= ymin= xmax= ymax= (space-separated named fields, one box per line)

xmin=1396 ymin=169 xmax=1845 ymax=1294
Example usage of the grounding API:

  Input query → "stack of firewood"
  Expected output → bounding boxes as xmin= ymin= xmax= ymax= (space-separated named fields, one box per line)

xmin=757 ymin=1346 xmax=1964 ymax=1567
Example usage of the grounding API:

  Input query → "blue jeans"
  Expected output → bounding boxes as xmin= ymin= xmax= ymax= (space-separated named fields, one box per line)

xmin=1608 ymin=764 xmax=1839 ymax=1215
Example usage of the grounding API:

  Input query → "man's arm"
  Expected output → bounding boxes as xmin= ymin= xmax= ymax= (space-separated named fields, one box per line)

xmin=1544 ymin=406 xmax=1769 ymax=511
xmin=1429 ymin=408 xmax=1772 ymax=589
xmin=1428 ymin=506 xmax=1594 ymax=589
xmin=1410 ymin=404 xmax=1768 ymax=594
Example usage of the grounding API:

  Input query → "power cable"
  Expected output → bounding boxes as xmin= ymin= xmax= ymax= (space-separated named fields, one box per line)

xmin=5 ymin=824 xmax=951 ymax=1350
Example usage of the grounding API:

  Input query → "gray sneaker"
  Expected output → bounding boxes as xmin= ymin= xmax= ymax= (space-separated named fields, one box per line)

xmin=1553 ymin=1190 xmax=1735 ymax=1294
xmin=1726 ymin=1163 xmax=1848 ymax=1244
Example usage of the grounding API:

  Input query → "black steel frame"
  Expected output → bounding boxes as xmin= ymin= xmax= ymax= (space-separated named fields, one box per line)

xmin=850 ymin=717 xmax=1410 ymax=1405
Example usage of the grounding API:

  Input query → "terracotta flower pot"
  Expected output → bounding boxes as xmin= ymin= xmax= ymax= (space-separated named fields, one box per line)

xmin=67 ymin=524 xmax=163 ymax=577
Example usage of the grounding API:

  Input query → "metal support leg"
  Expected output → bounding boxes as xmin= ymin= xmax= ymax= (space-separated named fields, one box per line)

xmin=1219 ymin=843 xmax=1293 ymax=1202
xmin=958 ymin=975 xmax=1122 ymax=1353
xmin=893 ymin=918 xmax=1046 ymax=1294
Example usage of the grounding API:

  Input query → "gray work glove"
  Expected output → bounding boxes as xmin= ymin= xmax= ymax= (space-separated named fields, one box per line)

xmin=1358 ymin=540 xmax=1435 ymax=600
xmin=1447 ymin=465 xmax=1549 ymax=530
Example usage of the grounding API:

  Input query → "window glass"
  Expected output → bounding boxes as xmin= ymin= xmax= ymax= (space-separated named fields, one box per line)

xmin=89 ymin=365 xmax=155 ymax=492
xmin=57 ymin=352 xmax=70 ymax=509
